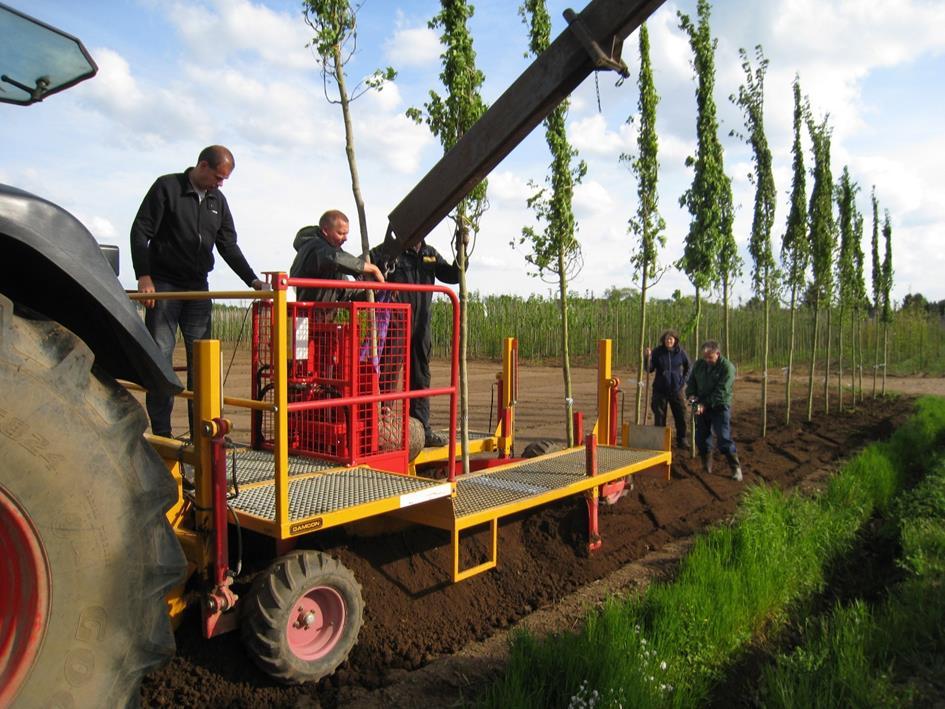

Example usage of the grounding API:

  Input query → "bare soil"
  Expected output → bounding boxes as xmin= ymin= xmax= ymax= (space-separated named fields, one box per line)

xmin=138 ymin=353 xmax=940 ymax=708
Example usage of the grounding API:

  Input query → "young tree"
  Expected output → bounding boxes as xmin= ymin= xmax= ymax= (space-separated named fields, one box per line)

xmin=870 ymin=187 xmax=881 ymax=397
xmin=517 ymin=0 xmax=586 ymax=445
xmin=834 ymin=165 xmax=858 ymax=412
xmin=620 ymin=23 xmax=665 ymax=426
xmin=881 ymin=210 xmax=894 ymax=395
xmin=805 ymin=111 xmax=837 ymax=421
xmin=781 ymin=76 xmax=809 ymax=424
xmin=303 ymin=0 xmax=395 ymax=261
xmin=407 ymin=0 xmax=488 ymax=473
xmin=731 ymin=44 xmax=776 ymax=436
xmin=852 ymin=208 xmax=866 ymax=404
xmin=677 ymin=0 xmax=734 ymax=355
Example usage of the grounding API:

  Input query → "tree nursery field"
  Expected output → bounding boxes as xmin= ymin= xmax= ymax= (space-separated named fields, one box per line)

xmin=137 ymin=355 xmax=940 ymax=707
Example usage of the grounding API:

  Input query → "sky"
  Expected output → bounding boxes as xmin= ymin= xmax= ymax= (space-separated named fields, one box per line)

xmin=3 ymin=0 xmax=945 ymax=305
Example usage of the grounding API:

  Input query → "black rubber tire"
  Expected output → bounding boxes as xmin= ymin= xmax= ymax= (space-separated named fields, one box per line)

xmin=0 ymin=295 xmax=186 ymax=707
xmin=521 ymin=439 xmax=563 ymax=459
xmin=241 ymin=550 xmax=364 ymax=684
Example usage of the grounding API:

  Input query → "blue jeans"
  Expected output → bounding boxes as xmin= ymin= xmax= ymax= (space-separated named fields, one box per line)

xmin=695 ymin=405 xmax=736 ymax=456
xmin=144 ymin=279 xmax=211 ymax=437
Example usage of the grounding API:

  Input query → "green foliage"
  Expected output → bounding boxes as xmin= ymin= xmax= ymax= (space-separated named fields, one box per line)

xmin=620 ymin=23 xmax=665 ymax=282
xmin=302 ymin=0 xmax=396 ymax=101
xmin=406 ymin=0 xmax=488 ymax=235
xmin=806 ymin=111 xmax=837 ymax=308
xmin=677 ymin=0 xmax=736 ymax=294
xmin=882 ymin=211 xmax=894 ymax=323
xmin=835 ymin=165 xmax=859 ymax=311
xmin=870 ymin=187 xmax=882 ymax=311
xmin=782 ymin=77 xmax=810 ymax=296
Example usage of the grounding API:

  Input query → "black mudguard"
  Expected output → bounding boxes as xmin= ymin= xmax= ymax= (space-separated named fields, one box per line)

xmin=0 ymin=184 xmax=181 ymax=396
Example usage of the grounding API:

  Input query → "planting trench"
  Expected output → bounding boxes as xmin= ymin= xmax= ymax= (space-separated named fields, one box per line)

xmin=139 ymin=359 xmax=923 ymax=707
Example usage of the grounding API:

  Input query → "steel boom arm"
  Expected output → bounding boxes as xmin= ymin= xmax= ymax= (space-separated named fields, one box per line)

xmin=384 ymin=0 xmax=665 ymax=256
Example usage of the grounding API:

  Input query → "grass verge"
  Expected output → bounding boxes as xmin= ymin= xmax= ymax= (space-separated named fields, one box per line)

xmin=476 ymin=396 xmax=945 ymax=709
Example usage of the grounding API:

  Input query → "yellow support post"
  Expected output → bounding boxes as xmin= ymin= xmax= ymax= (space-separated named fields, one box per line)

xmin=270 ymin=274 xmax=290 ymax=536
xmin=594 ymin=339 xmax=613 ymax=445
xmin=193 ymin=338 xmax=222 ymax=578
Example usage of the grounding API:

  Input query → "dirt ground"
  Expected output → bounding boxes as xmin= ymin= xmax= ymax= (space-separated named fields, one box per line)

xmin=138 ymin=352 xmax=942 ymax=708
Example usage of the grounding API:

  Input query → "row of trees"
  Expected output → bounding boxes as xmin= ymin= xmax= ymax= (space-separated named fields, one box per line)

xmin=303 ymin=0 xmax=900 ymax=445
xmin=626 ymin=0 xmax=895 ymax=438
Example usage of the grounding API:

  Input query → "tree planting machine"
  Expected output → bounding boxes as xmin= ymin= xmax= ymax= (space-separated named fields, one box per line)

xmin=0 ymin=0 xmax=669 ymax=704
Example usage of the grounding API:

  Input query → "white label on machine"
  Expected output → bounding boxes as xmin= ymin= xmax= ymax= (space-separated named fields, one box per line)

xmin=400 ymin=483 xmax=452 ymax=508
xmin=294 ymin=318 xmax=309 ymax=360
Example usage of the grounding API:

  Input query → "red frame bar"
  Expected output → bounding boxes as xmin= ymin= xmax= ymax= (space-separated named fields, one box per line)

xmin=287 ymin=277 xmax=461 ymax=482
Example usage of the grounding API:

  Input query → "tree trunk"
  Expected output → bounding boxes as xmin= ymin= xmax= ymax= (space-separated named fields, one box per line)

xmin=456 ymin=220 xmax=470 ymax=476
xmin=837 ymin=304 xmax=844 ymax=412
xmin=851 ymin=310 xmax=859 ymax=406
xmin=558 ymin=249 xmax=574 ymax=446
xmin=824 ymin=306 xmax=833 ymax=415
xmin=872 ymin=313 xmax=879 ymax=397
xmin=635 ymin=265 xmax=650 ymax=426
xmin=807 ymin=306 xmax=820 ymax=423
xmin=857 ymin=314 xmax=864 ymax=402
xmin=785 ymin=284 xmax=798 ymax=425
xmin=694 ymin=286 xmax=702 ymax=358
xmin=761 ymin=280 xmax=769 ymax=437
xmin=723 ymin=277 xmax=731 ymax=357
xmin=881 ymin=323 xmax=889 ymax=396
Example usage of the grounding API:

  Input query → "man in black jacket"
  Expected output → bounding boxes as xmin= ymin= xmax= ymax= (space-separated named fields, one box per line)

xmin=644 ymin=329 xmax=691 ymax=448
xmin=289 ymin=210 xmax=384 ymax=302
xmin=131 ymin=145 xmax=266 ymax=438
xmin=376 ymin=239 xmax=460 ymax=447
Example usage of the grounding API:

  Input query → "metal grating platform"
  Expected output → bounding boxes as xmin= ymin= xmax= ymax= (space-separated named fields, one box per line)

xmin=454 ymin=447 xmax=659 ymax=518
xmin=229 ymin=467 xmax=451 ymax=522
xmin=434 ymin=429 xmax=493 ymax=441
xmin=225 ymin=447 xmax=337 ymax=485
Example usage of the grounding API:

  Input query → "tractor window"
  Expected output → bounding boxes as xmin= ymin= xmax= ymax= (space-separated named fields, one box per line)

xmin=0 ymin=2 xmax=96 ymax=105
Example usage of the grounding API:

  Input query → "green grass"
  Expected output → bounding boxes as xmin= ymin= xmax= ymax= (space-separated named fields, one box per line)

xmin=477 ymin=396 xmax=945 ymax=709
xmin=759 ymin=454 xmax=945 ymax=707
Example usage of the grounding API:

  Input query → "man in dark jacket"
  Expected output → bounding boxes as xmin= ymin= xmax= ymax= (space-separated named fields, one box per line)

xmin=289 ymin=210 xmax=384 ymax=302
xmin=375 ymin=239 xmax=460 ymax=447
xmin=131 ymin=145 xmax=267 ymax=438
xmin=644 ymin=329 xmax=691 ymax=447
xmin=685 ymin=340 xmax=742 ymax=481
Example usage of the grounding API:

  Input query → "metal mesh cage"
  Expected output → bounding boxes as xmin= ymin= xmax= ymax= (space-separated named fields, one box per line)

xmin=251 ymin=299 xmax=410 ymax=470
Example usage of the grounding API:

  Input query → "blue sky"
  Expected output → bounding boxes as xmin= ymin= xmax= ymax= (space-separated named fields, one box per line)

xmin=4 ymin=0 xmax=944 ymax=304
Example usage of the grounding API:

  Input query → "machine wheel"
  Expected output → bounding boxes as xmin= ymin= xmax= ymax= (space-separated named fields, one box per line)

xmin=407 ymin=416 xmax=426 ymax=461
xmin=241 ymin=550 xmax=364 ymax=684
xmin=0 ymin=296 xmax=186 ymax=707
xmin=522 ymin=439 xmax=562 ymax=459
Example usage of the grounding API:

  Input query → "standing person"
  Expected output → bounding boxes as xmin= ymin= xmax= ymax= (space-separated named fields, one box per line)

xmin=131 ymin=145 xmax=267 ymax=439
xmin=375 ymin=239 xmax=460 ymax=448
xmin=685 ymin=340 xmax=742 ymax=481
xmin=290 ymin=209 xmax=384 ymax=302
xmin=644 ymin=329 xmax=691 ymax=447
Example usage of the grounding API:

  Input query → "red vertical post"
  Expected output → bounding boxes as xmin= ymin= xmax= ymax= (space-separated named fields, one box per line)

xmin=584 ymin=433 xmax=602 ymax=553
xmin=573 ymin=411 xmax=585 ymax=445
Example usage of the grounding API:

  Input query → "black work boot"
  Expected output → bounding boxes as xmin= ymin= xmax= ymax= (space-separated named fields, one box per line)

xmin=726 ymin=452 xmax=743 ymax=481
xmin=700 ymin=452 xmax=713 ymax=475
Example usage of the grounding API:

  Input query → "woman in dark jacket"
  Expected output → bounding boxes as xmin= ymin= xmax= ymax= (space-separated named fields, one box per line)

xmin=644 ymin=329 xmax=691 ymax=447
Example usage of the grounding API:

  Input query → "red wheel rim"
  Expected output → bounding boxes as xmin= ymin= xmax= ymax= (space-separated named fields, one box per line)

xmin=285 ymin=585 xmax=346 ymax=661
xmin=0 ymin=486 xmax=50 ymax=706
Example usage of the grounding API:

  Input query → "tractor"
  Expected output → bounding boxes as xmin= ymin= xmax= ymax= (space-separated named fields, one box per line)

xmin=0 ymin=0 xmax=668 ymax=704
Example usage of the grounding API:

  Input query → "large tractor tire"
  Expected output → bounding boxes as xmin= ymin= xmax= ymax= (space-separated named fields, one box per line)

xmin=521 ymin=439 xmax=562 ymax=458
xmin=0 ymin=296 xmax=186 ymax=707
xmin=241 ymin=550 xmax=364 ymax=684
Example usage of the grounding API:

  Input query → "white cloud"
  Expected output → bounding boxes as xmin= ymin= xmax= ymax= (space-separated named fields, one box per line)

xmin=384 ymin=26 xmax=442 ymax=68
xmin=166 ymin=0 xmax=313 ymax=71
xmin=355 ymin=113 xmax=434 ymax=175
xmin=569 ymin=114 xmax=635 ymax=157
xmin=573 ymin=179 xmax=615 ymax=217
xmin=488 ymin=170 xmax=533 ymax=208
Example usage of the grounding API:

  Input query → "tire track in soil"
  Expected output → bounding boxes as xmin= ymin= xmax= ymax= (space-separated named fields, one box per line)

xmin=139 ymin=359 xmax=918 ymax=708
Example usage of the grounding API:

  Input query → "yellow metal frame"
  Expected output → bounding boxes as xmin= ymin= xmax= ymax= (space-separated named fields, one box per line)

xmin=407 ymin=336 xmax=516 ymax=471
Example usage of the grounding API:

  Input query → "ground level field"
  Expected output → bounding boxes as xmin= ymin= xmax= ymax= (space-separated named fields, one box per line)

xmin=138 ymin=353 xmax=940 ymax=707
